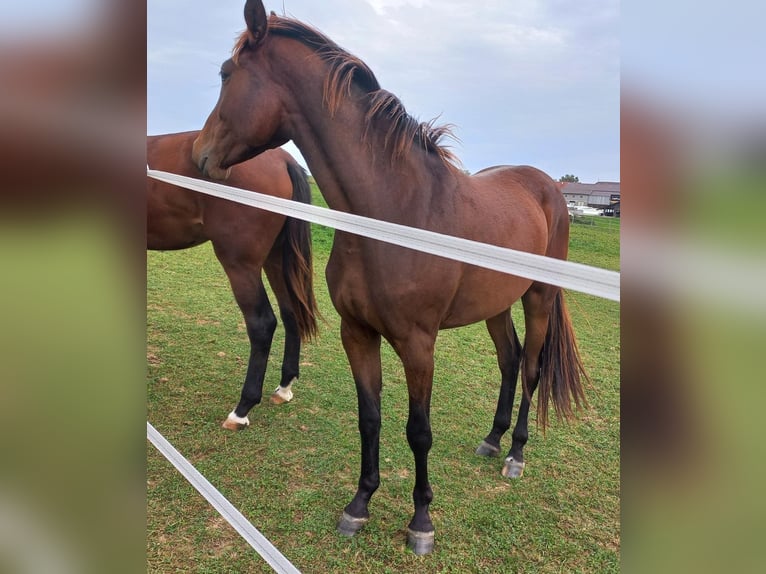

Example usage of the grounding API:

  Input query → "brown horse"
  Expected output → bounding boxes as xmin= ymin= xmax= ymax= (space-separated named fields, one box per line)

xmin=191 ymin=1 xmax=588 ymax=555
xmin=148 ymin=130 xmax=317 ymax=430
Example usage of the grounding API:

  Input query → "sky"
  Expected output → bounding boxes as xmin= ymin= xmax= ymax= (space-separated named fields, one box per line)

xmin=148 ymin=0 xmax=620 ymax=183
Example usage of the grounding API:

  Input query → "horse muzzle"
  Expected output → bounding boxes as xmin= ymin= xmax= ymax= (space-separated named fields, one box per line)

xmin=192 ymin=141 xmax=230 ymax=181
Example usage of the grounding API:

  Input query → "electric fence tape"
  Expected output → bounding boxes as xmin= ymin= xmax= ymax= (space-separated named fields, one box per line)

xmin=147 ymin=168 xmax=620 ymax=301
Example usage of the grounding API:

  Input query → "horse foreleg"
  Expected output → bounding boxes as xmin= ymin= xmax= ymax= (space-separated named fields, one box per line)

xmin=476 ymin=311 xmax=522 ymax=458
xmin=394 ymin=330 xmax=436 ymax=555
xmin=405 ymin=396 xmax=435 ymax=555
xmin=336 ymin=319 xmax=382 ymax=538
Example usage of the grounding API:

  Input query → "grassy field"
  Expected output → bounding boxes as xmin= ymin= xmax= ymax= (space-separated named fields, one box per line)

xmin=147 ymin=185 xmax=620 ymax=573
xmin=570 ymin=213 xmax=621 ymax=232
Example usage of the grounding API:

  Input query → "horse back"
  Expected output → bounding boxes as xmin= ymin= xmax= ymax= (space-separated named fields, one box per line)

xmin=147 ymin=132 xmax=295 ymax=250
xmin=469 ymin=165 xmax=570 ymax=260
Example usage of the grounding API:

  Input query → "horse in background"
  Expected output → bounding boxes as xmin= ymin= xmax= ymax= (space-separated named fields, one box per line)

xmin=148 ymin=131 xmax=317 ymax=430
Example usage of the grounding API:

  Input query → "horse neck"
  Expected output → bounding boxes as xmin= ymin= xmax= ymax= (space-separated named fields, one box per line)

xmin=276 ymin=44 xmax=455 ymax=219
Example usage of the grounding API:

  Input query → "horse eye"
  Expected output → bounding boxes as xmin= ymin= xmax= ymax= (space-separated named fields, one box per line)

xmin=219 ymin=70 xmax=230 ymax=83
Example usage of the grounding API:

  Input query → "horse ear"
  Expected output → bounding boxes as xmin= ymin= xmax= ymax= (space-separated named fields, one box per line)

xmin=244 ymin=0 xmax=268 ymax=47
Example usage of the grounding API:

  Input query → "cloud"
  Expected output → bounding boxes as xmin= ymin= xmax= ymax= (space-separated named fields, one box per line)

xmin=364 ymin=0 xmax=432 ymax=16
xmin=148 ymin=0 xmax=619 ymax=181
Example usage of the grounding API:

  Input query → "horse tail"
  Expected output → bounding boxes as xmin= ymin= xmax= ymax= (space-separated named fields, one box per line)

xmin=535 ymin=289 xmax=589 ymax=429
xmin=280 ymin=161 xmax=319 ymax=342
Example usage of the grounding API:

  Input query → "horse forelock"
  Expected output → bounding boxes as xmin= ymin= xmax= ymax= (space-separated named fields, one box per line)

xmin=252 ymin=16 xmax=460 ymax=168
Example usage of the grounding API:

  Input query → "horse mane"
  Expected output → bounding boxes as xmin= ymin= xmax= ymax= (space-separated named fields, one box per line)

xmin=232 ymin=17 xmax=459 ymax=167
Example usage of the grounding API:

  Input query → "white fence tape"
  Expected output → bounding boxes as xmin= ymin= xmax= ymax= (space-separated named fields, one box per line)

xmin=147 ymin=168 xmax=620 ymax=302
xmin=147 ymin=422 xmax=301 ymax=574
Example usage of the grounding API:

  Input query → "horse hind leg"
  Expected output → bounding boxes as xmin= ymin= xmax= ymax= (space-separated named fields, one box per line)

xmin=502 ymin=283 xmax=556 ymax=478
xmin=263 ymin=257 xmax=299 ymax=405
xmin=268 ymin=304 xmax=298 ymax=405
xmin=476 ymin=310 xmax=522 ymax=458
xmin=215 ymin=249 xmax=277 ymax=430
xmin=503 ymin=282 xmax=587 ymax=478
xmin=225 ymin=280 xmax=277 ymax=429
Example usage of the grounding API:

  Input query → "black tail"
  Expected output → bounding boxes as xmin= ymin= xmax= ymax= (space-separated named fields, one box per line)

xmin=280 ymin=162 xmax=319 ymax=341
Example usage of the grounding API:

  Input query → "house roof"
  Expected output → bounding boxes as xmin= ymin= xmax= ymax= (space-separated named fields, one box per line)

xmin=560 ymin=181 xmax=620 ymax=195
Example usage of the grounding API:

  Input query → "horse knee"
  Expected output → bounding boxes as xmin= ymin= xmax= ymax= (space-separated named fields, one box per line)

xmin=358 ymin=410 xmax=381 ymax=436
xmin=406 ymin=417 xmax=433 ymax=453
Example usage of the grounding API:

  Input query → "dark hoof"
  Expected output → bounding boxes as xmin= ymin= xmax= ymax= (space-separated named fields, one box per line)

xmin=475 ymin=440 xmax=500 ymax=457
xmin=337 ymin=512 xmax=368 ymax=537
xmin=407 ymin=528 xmax=435 ymax=555
xmin=501 ymin=456 xmax=525 ymax=478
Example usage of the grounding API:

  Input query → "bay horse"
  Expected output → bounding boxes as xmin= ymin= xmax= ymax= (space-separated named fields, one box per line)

xmin=147 ymin=130 xmax=317 ymax=430
xmin=191 ymin=1 xmax=588 ymax=555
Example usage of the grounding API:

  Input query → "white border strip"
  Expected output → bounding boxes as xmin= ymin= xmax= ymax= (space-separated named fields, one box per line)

xmin=147 ymin=168 xmax=620 ymax=302
xmin=147 ymin=422 xmax=301 ymax=574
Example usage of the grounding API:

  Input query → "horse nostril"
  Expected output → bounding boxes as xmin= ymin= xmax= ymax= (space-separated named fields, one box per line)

xmin=199 ymin=155 xmax=208 ymax=175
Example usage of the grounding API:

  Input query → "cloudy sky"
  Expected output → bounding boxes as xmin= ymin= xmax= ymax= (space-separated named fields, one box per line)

xmin=148 ymin=0 xmax=619 ymax=182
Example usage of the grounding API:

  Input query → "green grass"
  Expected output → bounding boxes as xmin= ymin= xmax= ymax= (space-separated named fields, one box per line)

xmin=571 ymin=213 xmax=621 ymax=233
xmin=147 ymin=185 xmax=620 ymax=573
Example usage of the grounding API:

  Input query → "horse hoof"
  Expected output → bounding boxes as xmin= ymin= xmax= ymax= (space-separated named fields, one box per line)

xmin=221 ymin=411 xmax=250 ymax=431
xmin=337 ymin=512 xmax=368 ymax=537
xmin=475 ymin=440 xmax=500 ymax=457
xmin=269 ymin=380 xmax=294 ymax=405
xmin=501 ymin=456 xmax=525 ymax=478
xmin=407 ymin=528 xmax=435 ymax=555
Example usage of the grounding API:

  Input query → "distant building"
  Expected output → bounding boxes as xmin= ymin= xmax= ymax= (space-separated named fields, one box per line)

xmin=560 ymin=181 xmax=620 ymax=216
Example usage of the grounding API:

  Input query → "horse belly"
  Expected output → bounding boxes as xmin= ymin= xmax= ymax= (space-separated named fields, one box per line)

xmin=326 ymin=236 xmax=459 ymax=334
xmin=441 ymin=267 xmax=533 ymax=328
